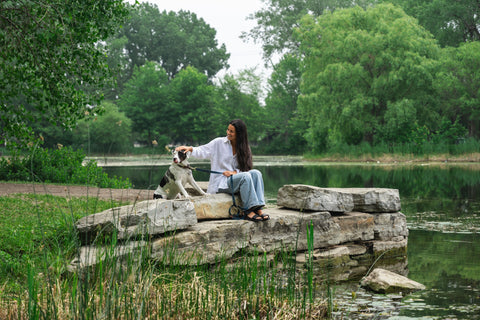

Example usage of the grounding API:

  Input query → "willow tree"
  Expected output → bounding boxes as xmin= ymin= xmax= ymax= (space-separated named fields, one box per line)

xmin=0 ymin=0 xmax=128 ymax=148
xmin=296 ymin=4 xmax=441 ymax=152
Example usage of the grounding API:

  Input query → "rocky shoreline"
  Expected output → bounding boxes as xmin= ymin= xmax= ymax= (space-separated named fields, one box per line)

xmin=69 ymin=184 xmax=425 ymax=293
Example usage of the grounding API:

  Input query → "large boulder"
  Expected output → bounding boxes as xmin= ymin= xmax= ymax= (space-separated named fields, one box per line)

xmin=339 ymin=188 xmax=401 ymax=213
xmin=361 ymin=268 xmax=425 ymax=294
xmin=277 ymin=185 xmax=354 ymax=212
xmin=75 ymin=199 xmax=197 ymax=241
xmin=193 ymin=193 xmax=242 ymax=220
xmin=151 ymin=209 xmax=338 ymax=265
xmin=68 ymin=241 xmax=148 ymax=271
xmin=277 ymin=185 xmax=401 ymax=213
xmin=150 ymin=208 xmax=379 ymax=266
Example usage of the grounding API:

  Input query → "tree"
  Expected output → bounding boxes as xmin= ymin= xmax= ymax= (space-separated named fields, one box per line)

xmin=118 ymin=61 xmax=171 ymax=145
xmin=74 ymin=102 xmax=132 ymax=154
xmin=168 ymin=66 xmax=218 ymax=144
xmin=110 ymin=3 xmax=230 ymax=82
xmin=0 ymin=0 xmax=128 ymax=148
xmin=243 ymin=0 xmax=375 ymax=153
xmin=435 ymin=42 xmax=480 ymax=138
xmin=295 ymin=4 xmax=441 ymax=151
xmin=216 ymin=70 xmax=266 ymax=143
xmin=263 ymin=54 xmax=307 ymax=154
xmin=242 ymin=0 xmax=376 ymax=60
xmin=385 ymin=0 xmax=480 ymax=47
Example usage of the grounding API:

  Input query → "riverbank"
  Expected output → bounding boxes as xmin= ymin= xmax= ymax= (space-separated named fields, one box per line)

xmin=304 ymin=152 xmax=480 ymax=163
xmin=87 ymin=153 xmax=480 ymax=167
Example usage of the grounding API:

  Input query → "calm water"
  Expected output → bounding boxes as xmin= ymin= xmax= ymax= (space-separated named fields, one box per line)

xmin=104 ymin=161 xmax=480 ymax=319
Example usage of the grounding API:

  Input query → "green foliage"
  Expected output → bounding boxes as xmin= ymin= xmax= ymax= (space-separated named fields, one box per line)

xmin=296 ymin=4 xmax=441 ymax=151
xmin=109 ymin=3 xmax=229 ymax=82
xmin=216 ymin=70 xmax=267 ymax=142
xmin=168 ymin=66 xmax=219 ymax=143
xmin=0 ymin=0 xmax=128 ymax=148
xmin=74 ymin=101 xmax=133 ymax=154
xmin=242 ymin=0 xmax=374 ymax=60
xmin=119 ymin=61 xmax=171 ymax=145
xmin=435 ymin=42 xmax=480 ymax=139
xmin=262 ymin=54 xmax=308 ymax=154
xmin=385 ymin=0 xmax=480 ymax=47
xmin=0 ymin=146 xmax=131 ymax=188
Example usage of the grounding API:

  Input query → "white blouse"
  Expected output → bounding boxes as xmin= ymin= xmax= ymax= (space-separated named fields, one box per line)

xmin=191 ymin=136 xmax=239 ymax=193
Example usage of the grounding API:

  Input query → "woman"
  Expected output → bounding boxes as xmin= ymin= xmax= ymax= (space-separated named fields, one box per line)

xmin=176 ymin=119 xmax=269 ymax=222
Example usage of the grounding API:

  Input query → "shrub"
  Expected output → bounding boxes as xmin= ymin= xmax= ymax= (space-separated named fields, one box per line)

xmin=0 ymin=146 xmax=131 ymax=188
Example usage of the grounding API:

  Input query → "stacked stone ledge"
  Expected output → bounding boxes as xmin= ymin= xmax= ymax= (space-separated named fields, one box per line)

xmin=69 ymin=184 xmax=408 ymax=283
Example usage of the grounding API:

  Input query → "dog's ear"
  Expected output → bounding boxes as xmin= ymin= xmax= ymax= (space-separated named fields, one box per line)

xmin=177 ymin=149 xmax=187 ymax=161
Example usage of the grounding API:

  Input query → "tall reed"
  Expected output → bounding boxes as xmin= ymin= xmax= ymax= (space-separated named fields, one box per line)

xmin=2 ymin=210 xmax=330 ymax=319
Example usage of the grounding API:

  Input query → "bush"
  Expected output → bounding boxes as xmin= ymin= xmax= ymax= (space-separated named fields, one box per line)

xmin=0 ymin=146 xmax=132 ymax=188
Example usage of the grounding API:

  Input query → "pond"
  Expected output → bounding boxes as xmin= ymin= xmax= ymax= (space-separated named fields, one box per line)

xmin=103 ymin=159 xmax=480 ymax=319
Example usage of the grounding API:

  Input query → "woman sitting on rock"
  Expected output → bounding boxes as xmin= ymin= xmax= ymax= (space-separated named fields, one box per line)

xmin=176 ymin=119 xmax=269 ymax=222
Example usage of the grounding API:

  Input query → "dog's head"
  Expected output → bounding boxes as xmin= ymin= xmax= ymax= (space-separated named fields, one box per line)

xmin=172 ymin=149 xmax=188 ymax=164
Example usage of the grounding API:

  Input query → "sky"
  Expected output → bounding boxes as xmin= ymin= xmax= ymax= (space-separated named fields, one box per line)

xmin=141 ymin=0 xmax=268 ymax=78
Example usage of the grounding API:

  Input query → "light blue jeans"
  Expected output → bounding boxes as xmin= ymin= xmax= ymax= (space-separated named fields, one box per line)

xmin=219 ymin=169 xmax=265 ymax=212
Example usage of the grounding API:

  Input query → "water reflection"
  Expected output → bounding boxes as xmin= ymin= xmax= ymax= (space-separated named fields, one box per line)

xmin=400 ymin=230 xmax=480 ymax=319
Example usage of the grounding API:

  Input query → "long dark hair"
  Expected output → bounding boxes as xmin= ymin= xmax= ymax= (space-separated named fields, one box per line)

xmin=230 ymin=119 xmax=252 ymax=171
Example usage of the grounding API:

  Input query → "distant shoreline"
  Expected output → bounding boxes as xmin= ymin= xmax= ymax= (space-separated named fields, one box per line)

xmin=87 ymin=153 xmax=480 ymax=167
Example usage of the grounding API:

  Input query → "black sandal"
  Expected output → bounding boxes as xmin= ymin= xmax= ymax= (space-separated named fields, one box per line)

xmin=244 ymin=213 xmax=263 ymax=222
xmin=260 ymin=213 xmax=270 ymax=220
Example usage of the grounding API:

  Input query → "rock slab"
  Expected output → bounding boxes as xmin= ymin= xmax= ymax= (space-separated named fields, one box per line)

xmin=277 ymin=185 xmax=401 ymax=213
xmin=75 ymin=199 xmax=197 ymax=240
xmin=361 ymin=268 xmax=425 ymax=294
xmin=277 ymin=184 xmax=354 ymax=212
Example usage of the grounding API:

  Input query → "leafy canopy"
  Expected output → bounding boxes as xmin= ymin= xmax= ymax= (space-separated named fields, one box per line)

xmin=296 ymin=4 xmax=440 ymax=151
xmin=0 ymin=0 xmax=128 ymax=148
xmin=113 ymin=3 xmax=230 ymax=81
xmin=384 ymin=0 xmax=480 ymax=47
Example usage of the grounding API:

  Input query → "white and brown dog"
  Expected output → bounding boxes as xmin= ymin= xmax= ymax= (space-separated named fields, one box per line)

xmin=153 ymin=150 xmax=206 ymax=199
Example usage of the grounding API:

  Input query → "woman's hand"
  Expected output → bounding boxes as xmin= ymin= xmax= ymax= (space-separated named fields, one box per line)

xmin=176 ymin=146 xmax=193 ymax=153
xmin=223 ymin=171 xmax=236 ymax=177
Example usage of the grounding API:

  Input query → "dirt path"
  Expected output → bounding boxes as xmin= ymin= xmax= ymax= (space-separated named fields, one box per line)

xmin=0 ymin=182 xmax=154 ymax=203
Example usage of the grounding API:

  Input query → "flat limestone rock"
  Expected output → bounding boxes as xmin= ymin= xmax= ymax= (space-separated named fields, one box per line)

xmin=372 ymin=212 xmax=409 ymax=240
xmin=151 ymin=208 xmax=381 ymax=266
xmin=193 ymin=193 xmax=242 ymax=220
xmin=361 ymin=268 xmax=425 ymax=294
xmin=75 ymin=199 xmax=198 ymax=240
xmin=277 ymin=185 xmax=354 ymax=212
xmin=332 ymin=212 xmax=375 ymax=243
xmin=67 ymin=240 xmax=148 ymax=271
xmin=151 ymin=208 xmax=340 ymax=265
xmin=277 ymin=185 xmax=401 ymax=213
xmin=336 ymin=188 xmax=401 ymax=213
xmin=372 ymin=238 xmax=408 ymax=252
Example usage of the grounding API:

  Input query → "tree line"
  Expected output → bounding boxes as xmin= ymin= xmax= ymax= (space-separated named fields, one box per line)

xmin=1 ymin=0 xmax=479 ymax=155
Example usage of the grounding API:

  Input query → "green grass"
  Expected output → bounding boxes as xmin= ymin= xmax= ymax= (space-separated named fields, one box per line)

xmin=0 ymin=194 xmax=126 ymax=293
xmin=0 ymin=193 xmax=329 ymax=319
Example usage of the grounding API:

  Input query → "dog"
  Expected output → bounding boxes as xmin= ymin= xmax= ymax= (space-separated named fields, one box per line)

xmin=153 ymin=150 xmax=206 ymax=199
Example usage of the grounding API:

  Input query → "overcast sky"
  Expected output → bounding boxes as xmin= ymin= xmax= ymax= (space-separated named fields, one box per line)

xmin=141 ymin=0 xmax=267 ymax=78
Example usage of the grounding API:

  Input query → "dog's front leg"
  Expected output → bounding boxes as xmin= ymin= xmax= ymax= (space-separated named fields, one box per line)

xmin=187 ymin=176 xmax=207 ymax=196
xmin=175 ymin=181 xmax=190 ymax=198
